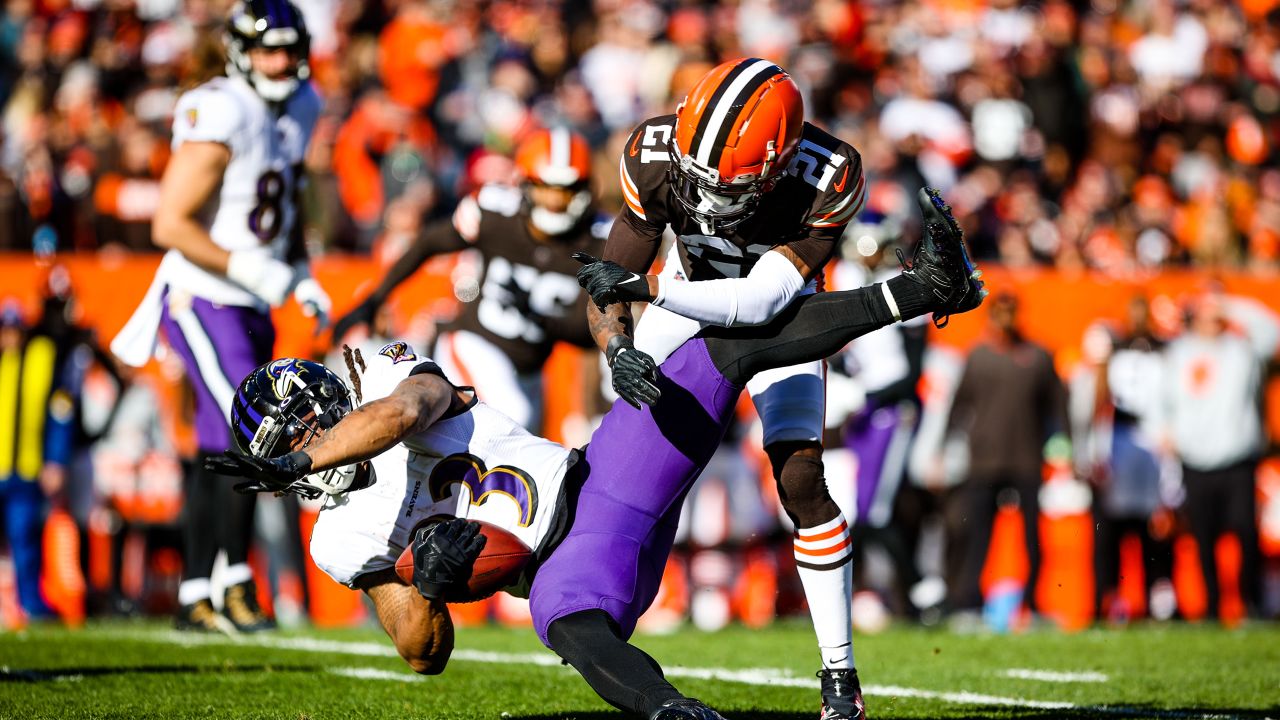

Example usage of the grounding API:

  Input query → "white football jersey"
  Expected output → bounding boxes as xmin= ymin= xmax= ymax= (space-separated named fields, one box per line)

xmin=161 ymin=76 xmax=322 ymax=306
xmin=309 ymin=341 xmax=575 ymax=591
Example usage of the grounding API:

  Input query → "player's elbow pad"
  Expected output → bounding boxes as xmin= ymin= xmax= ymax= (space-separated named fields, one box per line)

xmin=653 ymin=251 xmax=806 ymax=326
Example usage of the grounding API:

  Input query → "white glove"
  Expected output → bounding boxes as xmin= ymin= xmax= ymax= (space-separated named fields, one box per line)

xmin=292 ymin=271 xmax=332 ymax=331
xmin=227 ymin=250 xmax=296 ymax=307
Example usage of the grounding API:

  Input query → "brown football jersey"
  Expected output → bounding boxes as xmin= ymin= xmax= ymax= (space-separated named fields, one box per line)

xmin=609 ymin=114 xmax=866 ymax=280
xmin=442 ymin=183 xmax=605 ymax=372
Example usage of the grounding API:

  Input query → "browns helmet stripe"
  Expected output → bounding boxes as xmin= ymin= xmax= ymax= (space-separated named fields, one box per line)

xmin=687 ymin=60 xmax=753 ymax=160
xmin=550 ymin=127 xmax=571 ymax=172
xmin=693 ymin=59 xmax=782 ymax=168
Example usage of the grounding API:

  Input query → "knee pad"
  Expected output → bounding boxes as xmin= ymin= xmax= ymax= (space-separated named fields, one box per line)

xmin=775 ymin=452 xmax=840 ymax=528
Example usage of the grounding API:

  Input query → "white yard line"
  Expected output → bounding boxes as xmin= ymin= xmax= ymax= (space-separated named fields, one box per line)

xmin=330 ymin=666 xmax=424 ymax=683
xmin=1001 ymin=668 xmax=1110 ymax=683
xmin=94 ymin=629 xmax=1261 ymax=720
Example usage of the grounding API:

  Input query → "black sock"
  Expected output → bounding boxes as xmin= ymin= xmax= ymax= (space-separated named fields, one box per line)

xmin=182 ymin=454 xmax=221 ymax=584
xmin=547 ymin=610 xmax=683 ymax=716
xmin=885 ymin=274 xmax=935 ymax=321
xmin=218 ymin=480 xmax=258 ymax=568
xmin=702 ymin=287 xmax=896 ymax=385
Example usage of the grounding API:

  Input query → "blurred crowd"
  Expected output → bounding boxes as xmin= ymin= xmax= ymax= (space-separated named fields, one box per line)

xmin=3 ymin=0 xmax=1280 ymax=270
xmin=1 ymin=0 xmax=1279 ymax=631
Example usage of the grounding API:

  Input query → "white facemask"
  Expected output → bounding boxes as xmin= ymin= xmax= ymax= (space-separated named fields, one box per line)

xmin=530 ymin=190 xmax=592 ymax=236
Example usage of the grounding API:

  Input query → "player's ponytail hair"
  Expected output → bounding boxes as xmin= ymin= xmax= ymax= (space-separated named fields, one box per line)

xmin=180 ymin=24 xmax=228 ymax=90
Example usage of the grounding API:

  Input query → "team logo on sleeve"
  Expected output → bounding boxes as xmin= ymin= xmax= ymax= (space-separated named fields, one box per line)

xmin=378 ymin=341 xmax=417 ymax=364
xmin=186 ymin=108 xmax=198 ymax=127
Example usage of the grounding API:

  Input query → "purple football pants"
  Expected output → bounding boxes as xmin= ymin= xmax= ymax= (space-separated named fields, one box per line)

xmin=529 ymin=338 xmax=741 ymax=645
xmin=160 ymin=294 xmax=275 ymax=452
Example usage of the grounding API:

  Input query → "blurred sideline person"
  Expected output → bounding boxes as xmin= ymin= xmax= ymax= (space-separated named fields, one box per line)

xmin=331 ymin=128 xmax=606 ymax=432
xmin=1163 ymin=292 xmax=1278 ymax=620
xmin=110 ymin=0 xmax=329 ymax=632
xmin=583 ymin=58 xmax=875 ymax=719
xmin=824 ymin=214 xmax=931 ymax=618
xmin=0 ymin=301 xmax=57 ymax=621
xmin=1072 ymin=298 xmax=1178 ymax=622
xmin=943 ymin=292 xmax=1067 ymax=620
xmin=208 ymin=193 xmax=984 ymax=719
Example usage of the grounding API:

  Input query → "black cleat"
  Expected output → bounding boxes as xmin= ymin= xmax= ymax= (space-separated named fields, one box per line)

xmin=222 ymin=580 xmax=277 ymax=633
xmin=175 ymin=598 xmax=235 ymax=634
xmin=650 ymin=698 xmax=728 ymax=720
xmin=818 ymin=668 xmax=866 ymax=720
xmin=898 ymin=187 xmax=987 ymax=328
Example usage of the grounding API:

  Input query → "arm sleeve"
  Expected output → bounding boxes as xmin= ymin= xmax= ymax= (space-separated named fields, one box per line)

xmin=652 ymin=250 xmax=807 ymax=327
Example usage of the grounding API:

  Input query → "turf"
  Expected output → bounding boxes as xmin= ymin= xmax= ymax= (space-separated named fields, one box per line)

xmin=0 ymin=620 xmax=1276 ymax=720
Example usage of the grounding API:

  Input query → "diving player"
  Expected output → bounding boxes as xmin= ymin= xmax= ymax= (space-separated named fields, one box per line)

xmin=330 ymin=128 xmax=605 ymax=431
xmin=210 ymin=188 xmax=984 ymax=720
xmin=110 ymin=0 xmax=328 ymax=632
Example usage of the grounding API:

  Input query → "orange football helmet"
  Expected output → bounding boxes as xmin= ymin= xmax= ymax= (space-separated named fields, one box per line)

xmin=515 ymin=127 xmax=594 ymax=235
xmin=515 ymin=127 xmax=593 ymax=188
xmin=669 ymin=58 xmax=803 ymax=232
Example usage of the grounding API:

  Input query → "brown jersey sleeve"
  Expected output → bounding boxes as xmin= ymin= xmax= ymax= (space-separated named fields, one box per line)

xmin=606 ymin=116 xmax=678 ymax=272
xmin=604 ymin=207 xmax=664 ymax=272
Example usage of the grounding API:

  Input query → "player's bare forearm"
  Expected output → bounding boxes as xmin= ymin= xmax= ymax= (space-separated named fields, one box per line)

xmin=588 ymin=301 xmax=634 ymax=353
xmin=302 ymin=374 xmax=456 ymax=471
xmin=773 ymin=244 xmax=818 ymax=281
xmin=362 ymin=571 xmax=454 ymax=674
xmin=152 ymin=140 xmax=232 ymax=273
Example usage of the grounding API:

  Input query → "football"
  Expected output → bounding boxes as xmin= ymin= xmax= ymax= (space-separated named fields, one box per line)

xmin=395 ymin=518 xmax=533 ymax=603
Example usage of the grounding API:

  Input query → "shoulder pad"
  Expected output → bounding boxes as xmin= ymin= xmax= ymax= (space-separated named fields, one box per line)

xmin=475 ymin=184 xmax=524 ymax=217
xmin=408 ymin=360 xmax=446 ymax=378
xmin=791 ymin=124 xmax=866 ymax=228
xmin=377 ymin=341 xmax=420 ymax=365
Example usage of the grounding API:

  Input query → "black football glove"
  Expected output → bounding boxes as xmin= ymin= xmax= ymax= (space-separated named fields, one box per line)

xmin=204 ymin=450 xmax=312 ymax=496
xmin=606 ymin=335 xmax=661 ymax=409
xmin=330 ymin=295 xmax=380 ymax=345
xmin=571 ymin=252 xmax=652 ymax=310
xmin=411 ymin=517 xmax=487 ymax=601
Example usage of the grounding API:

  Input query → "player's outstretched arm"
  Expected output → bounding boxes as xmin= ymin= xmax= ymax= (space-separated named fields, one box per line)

xmin=357 ymin=569 xmax=454 ymax=675
xmin=584 ymin=285 xmax=661 ymax=409
xmin=302 ymin=372 xmax=461 ymax=473
xmin=575 ymin=246 xmax=814 ymax=327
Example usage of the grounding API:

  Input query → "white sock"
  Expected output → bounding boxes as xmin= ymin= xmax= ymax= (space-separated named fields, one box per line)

xmin=794 ymin=516 xmax=856 ymax=670
xmin=222 ymin=563 xmax=253 ymax=587
xmin=178 ymin=578 xmax=212 ymax=606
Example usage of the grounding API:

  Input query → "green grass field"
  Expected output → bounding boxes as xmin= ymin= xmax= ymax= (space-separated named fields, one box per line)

xmin=0 ymin=620 xmax=1276 ymax=719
